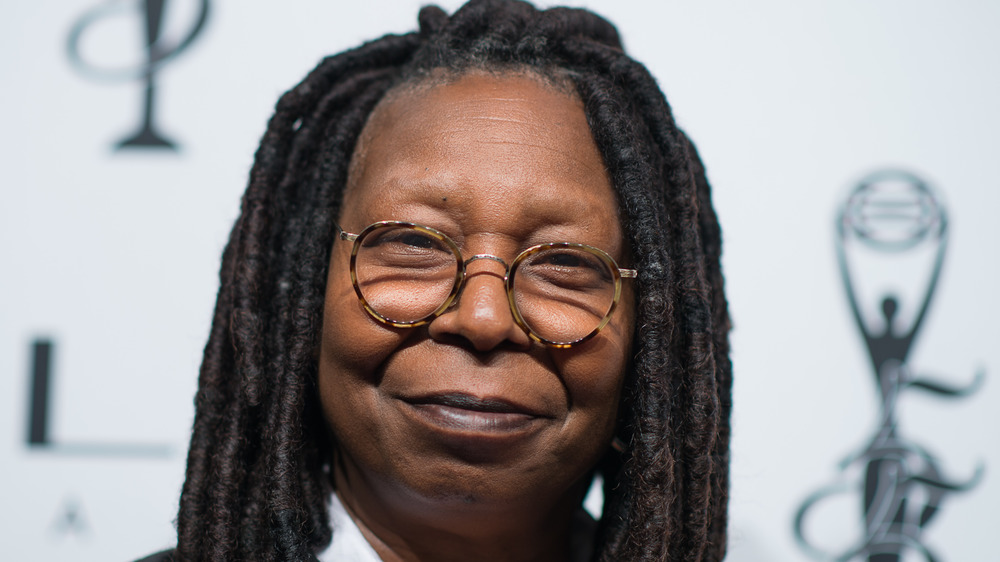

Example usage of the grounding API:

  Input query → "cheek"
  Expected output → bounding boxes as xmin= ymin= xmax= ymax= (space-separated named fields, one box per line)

xmin=544 ymin=337 xmax=628 ymax=481
xmin=318 ymin=262 xmax=403 ymax=455
xmin=319 ymin=256 xmax=400 ymax=377
xmin=554 ymin=288 xmax=634 ymax=421
xmin=553 ymin=334 xmax=629 ymax=421
xmin=317 ymin=259 xmax=405 ymax=449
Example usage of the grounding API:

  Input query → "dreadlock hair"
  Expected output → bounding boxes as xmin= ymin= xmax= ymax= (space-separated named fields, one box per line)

xmin=174 ymin=1 xmax=732 ymax=560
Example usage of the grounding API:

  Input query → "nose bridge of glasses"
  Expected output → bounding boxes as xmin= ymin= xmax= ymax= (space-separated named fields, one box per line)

xmin=463 ymin=253 xmax=510 ymax=277
xmin=452 ymin=253 xmax=512 ymax=310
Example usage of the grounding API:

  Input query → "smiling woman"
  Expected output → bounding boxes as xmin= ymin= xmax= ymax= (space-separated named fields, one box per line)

xmin=145 ymin=1 xmax=731 ymax=561
xmin=320 ymin=74 xmax=635 ymax=560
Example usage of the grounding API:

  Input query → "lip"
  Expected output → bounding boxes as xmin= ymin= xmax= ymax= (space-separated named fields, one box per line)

xmin=399 ymin=392 xmax=549 ymax=435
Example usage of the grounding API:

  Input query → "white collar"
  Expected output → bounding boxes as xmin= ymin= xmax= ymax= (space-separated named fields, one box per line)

xmin=317 ymin=493 xmax=382 ymax=562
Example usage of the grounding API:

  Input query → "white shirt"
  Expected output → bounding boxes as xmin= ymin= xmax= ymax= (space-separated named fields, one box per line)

xmin=318 ymin=493 xmax=382 ymax=562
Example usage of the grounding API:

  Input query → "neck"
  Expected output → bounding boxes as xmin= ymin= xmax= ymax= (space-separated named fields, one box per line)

xmin=332 ymin=459 xmax=584 ymax=562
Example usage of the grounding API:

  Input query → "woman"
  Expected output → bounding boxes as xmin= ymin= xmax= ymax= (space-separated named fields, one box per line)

xmin=156 ymin=1 xmax=731 ymax=560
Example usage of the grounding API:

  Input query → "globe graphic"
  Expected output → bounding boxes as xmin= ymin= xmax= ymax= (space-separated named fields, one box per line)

xmin=843 ymin=171 xmax=944 ymax=251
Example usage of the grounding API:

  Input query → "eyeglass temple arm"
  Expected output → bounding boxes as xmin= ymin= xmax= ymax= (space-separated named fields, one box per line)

xmin=619 ymin=268 xmax=637 ymax=278
xmin=335 ymin=224 xmax=359 ymax=242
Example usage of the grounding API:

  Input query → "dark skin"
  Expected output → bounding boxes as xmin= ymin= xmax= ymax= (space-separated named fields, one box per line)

xmin=318 ymin=72 xmax=635 ymax=562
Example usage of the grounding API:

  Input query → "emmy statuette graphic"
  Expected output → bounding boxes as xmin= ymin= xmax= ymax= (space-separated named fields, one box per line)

xmin=794 ymin=170 xmax=984 ymax=562
xmin=68 ymin=0 xmax=210 ymax=150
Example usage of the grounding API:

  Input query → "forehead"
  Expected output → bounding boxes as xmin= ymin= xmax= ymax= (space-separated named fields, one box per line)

xmin=342 ymin=71 xmax=622 ymax=250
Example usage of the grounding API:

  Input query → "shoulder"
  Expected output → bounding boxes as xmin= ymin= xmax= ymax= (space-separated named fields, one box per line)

xmin=134 ymin=549 xmax=175 ymax=562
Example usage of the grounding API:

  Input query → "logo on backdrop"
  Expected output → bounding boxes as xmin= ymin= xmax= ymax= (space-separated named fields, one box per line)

xmin=25 ymin=338 xmax=170 ymax=457
xmin=794 ymin=170 xmax=985 ymax=562
xmin=25 ymin=337 xmax=171 ymax=538
xmin=67 ymin=0 xmax=211 ymax=150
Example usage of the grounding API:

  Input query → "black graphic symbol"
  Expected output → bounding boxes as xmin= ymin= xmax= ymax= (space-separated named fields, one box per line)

xmin=28 ymin=339 xmax=54 ymax=446
xmin=67 ymin=0 xmax=210 ymax=150
xmin=50 ymin=497 xmax=89 ymax=538
xmin=794 ymin=170 xmax=984 ymax=562
xmin=26 ymin=338 xmax=170 ymax=456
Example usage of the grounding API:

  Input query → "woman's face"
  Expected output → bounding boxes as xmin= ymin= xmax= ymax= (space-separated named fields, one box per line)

xmin=318 ymin=72 xmax=634 ymax=523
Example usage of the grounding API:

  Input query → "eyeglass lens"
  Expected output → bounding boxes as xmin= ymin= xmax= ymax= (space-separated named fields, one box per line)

xmin=352 ymin=224 xmax=618 ymax=344
xmin=510 ymin=246 xmax=616 ymax=343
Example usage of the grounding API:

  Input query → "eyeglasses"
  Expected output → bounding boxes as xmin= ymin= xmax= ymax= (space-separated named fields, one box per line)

xmin=335 ymin=221 xmax=636 ymax=348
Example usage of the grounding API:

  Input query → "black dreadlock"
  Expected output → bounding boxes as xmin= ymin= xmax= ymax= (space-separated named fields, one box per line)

xmin=173 ymin=1 xmax=731 ymax=561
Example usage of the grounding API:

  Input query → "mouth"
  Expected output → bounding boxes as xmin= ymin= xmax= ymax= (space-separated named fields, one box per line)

xmin=401 ymin=393 xmax=546 ymax=434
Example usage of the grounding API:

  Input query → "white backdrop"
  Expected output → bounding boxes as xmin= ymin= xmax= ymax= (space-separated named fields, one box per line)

xmin=2 ymin=1 xmax=997 ymax=561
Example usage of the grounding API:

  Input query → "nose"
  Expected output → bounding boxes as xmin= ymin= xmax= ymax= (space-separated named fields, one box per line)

xmin=427 ymin=255 xmax=532 ymax=352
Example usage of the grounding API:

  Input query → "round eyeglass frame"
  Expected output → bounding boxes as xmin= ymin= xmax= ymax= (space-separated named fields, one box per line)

xmin=336 ymin=220 xmax=637 ymax=348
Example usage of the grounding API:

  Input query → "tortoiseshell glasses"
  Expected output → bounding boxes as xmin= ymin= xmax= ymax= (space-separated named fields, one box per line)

xmin=337 ymin=221 xmax=636 ymax=348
